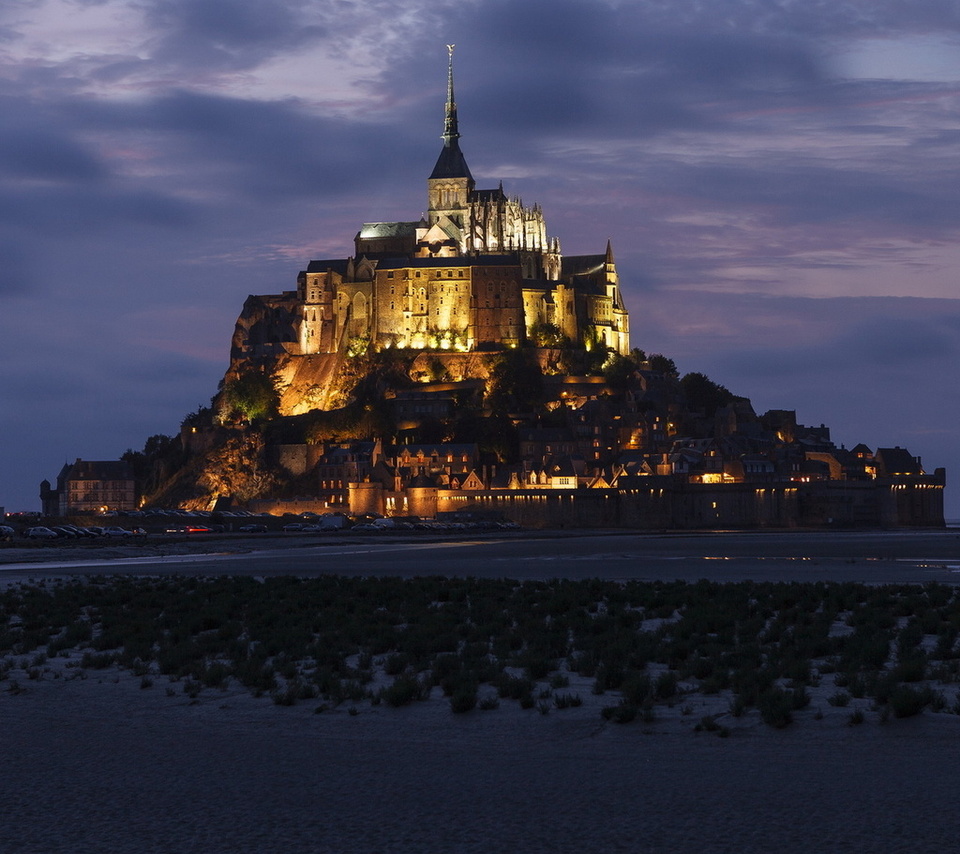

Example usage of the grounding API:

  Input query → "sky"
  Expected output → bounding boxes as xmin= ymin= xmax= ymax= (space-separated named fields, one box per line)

xmin=1 ymin=0 xmax=958 ymax=517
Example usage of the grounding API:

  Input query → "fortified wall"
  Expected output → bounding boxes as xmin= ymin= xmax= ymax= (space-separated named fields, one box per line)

xmin=342 ymin=473 xmax=946 ymax=530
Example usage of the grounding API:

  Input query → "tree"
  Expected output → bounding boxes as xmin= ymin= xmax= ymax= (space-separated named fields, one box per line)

xmin=426 ymin=356 xmax=450 ymax=383
xmin=528 ymin=320 xmax=566 ymax=348
xmin=680 ymin=372 xmax=735 ymax=417
xmin=648 ymin=353 xmax=678 ymax=376
xmin=603 ymin=351 xmax=641 ymax=391
xmin=220 ymin=371 xmax=280 ymax=423
xmin=122 ymin=434 xmax=182 ymax=499
xmin=451 ymin=411 xmax=519 ymax=462
xmin=486 ymin=349 xmax=544 ymax=415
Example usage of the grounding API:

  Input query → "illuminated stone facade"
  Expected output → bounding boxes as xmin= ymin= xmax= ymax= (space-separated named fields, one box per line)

xmin=231 ymin=49 xmax=630 ymax=368
xmin=41 ymin=459 xmax=137 ymax=516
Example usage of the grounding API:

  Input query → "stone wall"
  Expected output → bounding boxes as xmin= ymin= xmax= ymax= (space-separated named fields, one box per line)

xmin=432 ymin=475 xmax=945 ymax=529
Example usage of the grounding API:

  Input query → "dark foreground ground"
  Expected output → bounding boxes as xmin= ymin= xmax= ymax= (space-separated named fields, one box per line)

xmin=3 ymin=528 xmax=960 ymax=585
xmin=7 ymin=673 xmax=960 ymax=854
xmin=5 ymin=529 xmax=960 ymax=854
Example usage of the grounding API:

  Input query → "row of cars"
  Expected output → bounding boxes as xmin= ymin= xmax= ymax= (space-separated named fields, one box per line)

xmin=15 ymin=525 xmax=145 ymax=540
xmin=1 ymin=508 xmax=523 ymax=542
xmin=112 ymin=508 xmax=265 ymax=521
xmin=280 ymin=516 xmax=521 ymax=533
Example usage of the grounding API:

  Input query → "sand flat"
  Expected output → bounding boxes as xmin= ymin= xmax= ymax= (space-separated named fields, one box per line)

xmin=6 ymin=663 xmax=960 ymax=854
xmin=6 ymin=530 xmax=960 ymax=853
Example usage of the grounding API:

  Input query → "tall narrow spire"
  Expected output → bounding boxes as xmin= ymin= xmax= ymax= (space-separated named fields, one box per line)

xmin=442 ymin=44 xmax=459 ymax=145
xmin=429 ymin=45 xmax=473 ymax=182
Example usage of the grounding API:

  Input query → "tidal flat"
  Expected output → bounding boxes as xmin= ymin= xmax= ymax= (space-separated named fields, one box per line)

xmin=5 ymin=531 xmax=960 ymax=852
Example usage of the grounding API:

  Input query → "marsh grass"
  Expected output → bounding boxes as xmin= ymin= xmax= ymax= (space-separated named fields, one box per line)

xmin=478 ymin=694 xmax=500 ymax=710
xmin=553 ymin=692 xmax=582 ymax=709
xmin=758 ymin=688 xmax=793 ymax=728
xmin=828 ymin=691 xmax=851 ymax=707
xmin=381 ymin=673 xmax=430 ymax=707
xmin=450 ymin=682 xmax=478 ymax=713
xmin=4 ymin=576 xmax=960 ymax=727
xmin=695 ymin=714 xmax=720 ymax=732
xmin=887 ymin=685 xmax=931 ymax=718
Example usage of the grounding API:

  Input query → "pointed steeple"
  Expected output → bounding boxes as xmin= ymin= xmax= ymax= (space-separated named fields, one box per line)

xmin=605 ymin=239 xmax=615 ymax=266
xmin=442 ymin=43 xmax=460 ymax=145
xmin=429 ymin=45 xmax=473 ymax=181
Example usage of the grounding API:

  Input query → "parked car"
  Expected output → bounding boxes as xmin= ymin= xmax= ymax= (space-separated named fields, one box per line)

xmin=51 ymin=526 xmax=79 ymax=539
xmin=0 ymin=525 xmax=15 ymax=541
xmin=25 ymin=526 xmax=59 ymax=539
xmin=282 ymin=523 xmax=304 ymax=532
xmin=61 ymin=525 xmax=94 ymax=538
xmin=238 ymin=524 xmax=268 ymax=533
xmin=102 ymin=527 xmax=132 ymax=538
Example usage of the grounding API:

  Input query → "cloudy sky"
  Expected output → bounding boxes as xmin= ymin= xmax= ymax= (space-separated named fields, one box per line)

xmin=1 ymin=0 xmax=958 ymax=517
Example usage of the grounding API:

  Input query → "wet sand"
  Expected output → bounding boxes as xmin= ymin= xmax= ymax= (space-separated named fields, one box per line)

xmin=5 ymin=529 xmax=960 ymax=853
xmin=6 ymin=661 xmax=960 ymax=854
xmin=3 ymin=528 xmax=960 ymax=585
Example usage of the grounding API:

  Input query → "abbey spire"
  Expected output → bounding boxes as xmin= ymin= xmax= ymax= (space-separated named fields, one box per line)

xmin=427 ymin=46 xmax=474 ymax=231
xmin=441 ymin=45 xmax=460 ymax=148
xmin=430 ymin=45 xmax=473 ymax=182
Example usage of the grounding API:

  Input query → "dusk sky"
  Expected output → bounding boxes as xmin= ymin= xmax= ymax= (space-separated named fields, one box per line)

xmin=1 ymin=0 xmax=958 ymax=517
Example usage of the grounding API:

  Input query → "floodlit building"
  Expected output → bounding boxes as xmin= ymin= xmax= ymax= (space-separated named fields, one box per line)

xmin=41 ymin=459 xmax=136 ymax=516
xmin=231 ymin=48 xmax=630 ymax=372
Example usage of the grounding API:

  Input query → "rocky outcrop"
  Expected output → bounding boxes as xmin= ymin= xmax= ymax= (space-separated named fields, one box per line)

xmin=147 ymin=431 xmax=280 ymax=510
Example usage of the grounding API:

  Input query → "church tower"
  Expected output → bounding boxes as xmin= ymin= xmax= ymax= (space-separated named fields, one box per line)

xmin=427 ymin=46 xmax=474 ymax=240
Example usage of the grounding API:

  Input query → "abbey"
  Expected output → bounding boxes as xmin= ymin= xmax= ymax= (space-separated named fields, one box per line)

xmin=232 ymin=49 xmax=629 ymax=367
